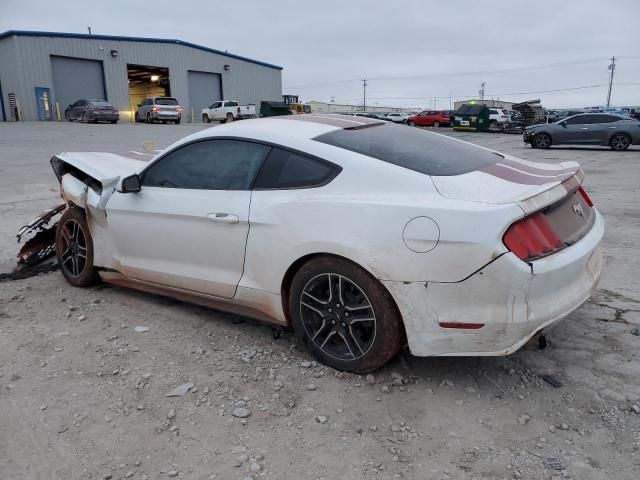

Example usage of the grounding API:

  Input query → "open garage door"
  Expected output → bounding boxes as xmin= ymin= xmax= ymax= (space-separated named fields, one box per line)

xmin=51 ymin=56 xmax=105 ymax=116
xmin=188 ymin=71 xmax=222 ymax=123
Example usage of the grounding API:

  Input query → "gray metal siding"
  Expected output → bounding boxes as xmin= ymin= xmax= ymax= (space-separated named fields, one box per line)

xmin=0 ymin=36 xmax=24 ymax=120
xmin=0 ymin=34 xmax=282 ymax=121
xmin=187 ymin=71 xmax=222 ymax=122
xmin=51 ymin=56 xmax=106 ymax=111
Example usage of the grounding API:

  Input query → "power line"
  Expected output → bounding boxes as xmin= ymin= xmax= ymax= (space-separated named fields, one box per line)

xmin=284 ymin=56 xmax=630 ymax=90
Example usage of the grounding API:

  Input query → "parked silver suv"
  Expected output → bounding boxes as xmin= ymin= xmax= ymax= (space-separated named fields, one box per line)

xmin=135 ymin=97 xmax=182 ymax=124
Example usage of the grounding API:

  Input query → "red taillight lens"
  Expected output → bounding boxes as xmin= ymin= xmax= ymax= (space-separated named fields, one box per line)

xmin=176 ymin=107 xmax=183 ymax=113
xmin=237 ymin=106 xmax=241 ymax=113
xmin=152 ymin=106 xmax=159 ymax=112
xmin=578 ymin=186 xmax=593 ymax=207
xmin=503 ymin=212 xmax=563 ymax=261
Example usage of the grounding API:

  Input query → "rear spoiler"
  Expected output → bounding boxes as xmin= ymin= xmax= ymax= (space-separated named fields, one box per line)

xmin=518 ymin=167 xmax=584 ymax=215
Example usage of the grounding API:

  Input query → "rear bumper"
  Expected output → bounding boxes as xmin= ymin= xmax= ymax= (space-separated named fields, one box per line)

xmin=384 ymin=210 xmax=604 ymax=357
xmin=87 ymin=112 xmax=119 ymax=121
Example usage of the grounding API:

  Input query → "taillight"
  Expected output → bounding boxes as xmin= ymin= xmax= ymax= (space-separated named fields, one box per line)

xmin=237 ymin=106 xmax=241 ymax=113
xmin=176 ymin=107 xmax=183 ymax=113
xmin=152 ymin=106 xmax=159 ymax=112
xmin=578 ymin=186 xmax=593 ymax=207
xmin=503 ymin=212 xmax=563 ymax=261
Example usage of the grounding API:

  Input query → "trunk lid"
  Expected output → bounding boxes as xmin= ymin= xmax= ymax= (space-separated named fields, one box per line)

xmin=431 ymin=154 xmax=584 ymax=214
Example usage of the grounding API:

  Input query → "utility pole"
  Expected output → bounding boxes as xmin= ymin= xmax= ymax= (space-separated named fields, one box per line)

xmin=606 ymin=56 xmax=616 ymax=108
xmin=361 ymin=79 xmax=367 ymax=111
xmin=449 ymin=91 xmax=452 ymax=110
xmin=479 ymin=82 xmax=485 ymax=102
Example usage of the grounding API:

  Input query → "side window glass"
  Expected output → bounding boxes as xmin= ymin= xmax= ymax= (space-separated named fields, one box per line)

xmin=142 ymin=140 xmax=270 ymax=190
xmin=566 ymin=115 xmax=586 ymax=125
xmin=228 ymin=101 xmax=238 ymax=107
xmin=253 ymin=148 xmax=340 ymax=189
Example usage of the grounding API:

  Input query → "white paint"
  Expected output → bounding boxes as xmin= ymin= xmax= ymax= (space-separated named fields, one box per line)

xmin=402 ymin=216 xmax=440 ymax=253
xmin=53 ymin=117 xmax=605 ymax=357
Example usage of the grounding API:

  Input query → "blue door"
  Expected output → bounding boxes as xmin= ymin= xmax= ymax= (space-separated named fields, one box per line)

xmin=34 ymin=87 xmax=53 ymax=121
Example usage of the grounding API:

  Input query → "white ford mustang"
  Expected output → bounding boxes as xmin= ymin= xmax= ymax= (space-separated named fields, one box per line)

xmin=47 ymin=114 xmax=604 ymax=372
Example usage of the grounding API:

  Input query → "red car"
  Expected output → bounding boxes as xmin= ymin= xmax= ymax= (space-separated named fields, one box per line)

xmin=407 ymin=110 xmax=451 ymax=127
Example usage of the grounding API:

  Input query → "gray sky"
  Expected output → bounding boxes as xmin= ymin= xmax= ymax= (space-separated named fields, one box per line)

xmin=2 ymin=0 xmax=639 ymax=109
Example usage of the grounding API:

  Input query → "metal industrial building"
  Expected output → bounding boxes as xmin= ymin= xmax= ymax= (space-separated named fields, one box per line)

xmin=0 ymin=30 xmax=283 ymax=122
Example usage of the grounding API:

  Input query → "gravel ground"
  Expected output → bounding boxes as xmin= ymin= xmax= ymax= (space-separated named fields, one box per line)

xmin=1 ymin=122 xmax=639 ymax=480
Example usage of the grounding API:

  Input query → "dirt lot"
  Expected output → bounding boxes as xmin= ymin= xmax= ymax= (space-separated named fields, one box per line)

xmin=1 ymin=122 xmax=639 ymax=480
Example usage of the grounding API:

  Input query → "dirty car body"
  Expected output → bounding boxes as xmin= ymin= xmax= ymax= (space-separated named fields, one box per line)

xmin=44 ymin=114 xmax=604 ymax=369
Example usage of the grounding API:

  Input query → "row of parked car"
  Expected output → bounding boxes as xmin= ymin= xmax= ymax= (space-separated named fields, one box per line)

xmin=345 ymin=109 xmax=511 ymax=129
xmin=65 ymin=97 xmax=183 ymax=124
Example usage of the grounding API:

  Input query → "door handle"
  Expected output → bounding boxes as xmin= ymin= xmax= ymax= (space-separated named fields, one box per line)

xmin=207 ymin=213 xmax=239 ymax=224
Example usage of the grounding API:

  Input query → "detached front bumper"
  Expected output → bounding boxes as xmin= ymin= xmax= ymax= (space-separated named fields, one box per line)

xmin=384 ymin=210 xmax=604 ymax=357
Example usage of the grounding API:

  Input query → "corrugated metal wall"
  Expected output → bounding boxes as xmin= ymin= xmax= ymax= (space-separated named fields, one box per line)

xmin=0 ymin=34 xmax=282 ymax=121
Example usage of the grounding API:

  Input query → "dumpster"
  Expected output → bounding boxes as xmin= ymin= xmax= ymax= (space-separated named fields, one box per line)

xmin=453 ymin=104 xmax=490 ymax=132
xmin=259 ymin=101 xmax=291 ymax=117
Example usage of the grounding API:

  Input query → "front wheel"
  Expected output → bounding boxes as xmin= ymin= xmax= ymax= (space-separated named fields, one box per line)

xmin=202 ymin=114 xmax=210 ymax=123
xmin=532 ymin=132 xmax=552 ymax=149
xmin=610 ymin=133 xmax=631 ymax=151
xmin=289 ymin=257 xmax=404 ymax=373
xmin=55 ymin=208 xmax=101 ymax=287
xmin=408 ymin=121 xmax=416 ymax=127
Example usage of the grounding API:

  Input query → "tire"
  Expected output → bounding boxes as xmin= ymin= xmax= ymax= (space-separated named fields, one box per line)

xmin=134 ymin=112 xmax=140 ymax=123
xmin=610 ymin=133 xmax=631 ymax=151
xmin=433 ymin=121 xmax=440 ymax=128
xmin=110 ymin=120 xmax=118 ymax=124
xmin=147 ymin=114 xmax=152 ymax=124
xmin=226 ymin=113 xmax=234 ymax=123
xmin=532 ymin=132 xmax=552 ymax=149
xmin=175 ymin=118 xmax=181 ymax=124
xmin=289 ymin=257 xmax=404 ymax=373
xmin=408 ymin=121 xmax=416 ymax=127
xmin=55 ymin=208 xmax=101 ymax=288
xmin=202 ymin=114 xmax=210 ymax=123
xmin=81 ymin=112 xmax=88 ymax=123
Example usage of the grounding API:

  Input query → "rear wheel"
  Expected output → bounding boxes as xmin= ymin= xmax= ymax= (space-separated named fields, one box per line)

xmin=289 ymin=257 xmax=403 ymax=373
xmin=146 ymin=114 xmax=152 ymax=124
xmin=226 ymin=113 xmax=234 ymax=123
xmin=134 ymin=112 xmax=140 ymax=123
xmin=55 ymin=208 xmax=101 ymax=287
xmin=533 ymin=132 xmax=552 ymax=149
xmin=110 ymin=120 xmax=118 ymax=124
xmin=175 ymin=118 xmax=181 ymax=124
xmin=610 ymin=133 xmax=631 ymax=151
xmin=433 ymin=121 xmax=440 ymax=128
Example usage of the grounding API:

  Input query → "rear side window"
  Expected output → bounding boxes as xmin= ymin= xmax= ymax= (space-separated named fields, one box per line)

xmin=156 ymin=98 xmax=178 ymax=106
xmin=253 ymin=148 xmax=340 ymax=189
xmin=314 ymin=123 xmax=499 ymax=176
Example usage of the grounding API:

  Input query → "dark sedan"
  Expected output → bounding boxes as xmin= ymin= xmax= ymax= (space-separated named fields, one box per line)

xmin=65 ymin=99 xmax=119 ymax=123
xmin=523 ymin=113 xmax=640 ymax=151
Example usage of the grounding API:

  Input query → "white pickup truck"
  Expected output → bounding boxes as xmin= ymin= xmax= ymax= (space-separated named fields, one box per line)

xmin=201 ymin=100 xmax=256 ymax=123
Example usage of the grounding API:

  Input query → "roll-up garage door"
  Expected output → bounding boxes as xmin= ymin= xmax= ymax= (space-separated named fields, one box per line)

xmin=188 ymin=71 xmax=222 ymax=122
xmin=51 ymin=56 xmax=106 ymax=111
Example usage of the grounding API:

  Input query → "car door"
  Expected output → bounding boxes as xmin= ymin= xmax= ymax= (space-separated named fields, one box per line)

xmin=561 ymin=114 xmax=597 ymax=144
xmin=594 ymin=115 xmax=620 ymax=144
xmin=72 ymin=100 xmax=86 ymax=120
xmin=105 ymin=139 xmax=271 ymax=298
xmin=209 ymin=101 xmax=223 ymax=120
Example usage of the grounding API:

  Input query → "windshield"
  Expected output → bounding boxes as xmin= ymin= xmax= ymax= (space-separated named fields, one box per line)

xmin=314 ymin=123 xmax=500 ymax=176
xmin=156 ymin=98 xmax=179 ymax=106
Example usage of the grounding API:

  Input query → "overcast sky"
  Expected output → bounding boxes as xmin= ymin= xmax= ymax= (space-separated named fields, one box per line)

xmin=2 ymin=0 xmax=639 ymax=109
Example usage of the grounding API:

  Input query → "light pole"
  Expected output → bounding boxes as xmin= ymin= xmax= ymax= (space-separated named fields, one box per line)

xmin=606 ymin=57 xmax=616 ymax=108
